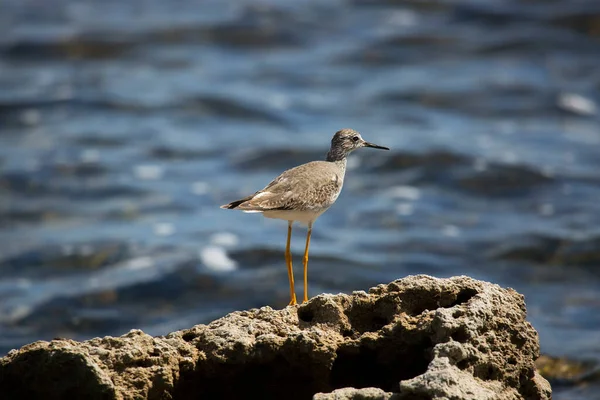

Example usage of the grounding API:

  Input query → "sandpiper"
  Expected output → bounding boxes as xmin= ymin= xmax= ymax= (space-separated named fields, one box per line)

xmin=220 ymin=129 xmax=389 ymax=305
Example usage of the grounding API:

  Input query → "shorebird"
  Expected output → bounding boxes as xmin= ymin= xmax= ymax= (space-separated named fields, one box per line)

xmin=220 ymin=129 xmax=389 ymax=305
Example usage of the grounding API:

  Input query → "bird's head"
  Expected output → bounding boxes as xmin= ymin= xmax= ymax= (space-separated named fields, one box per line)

xmin=329 ymin=128 xmax=389 ymax=159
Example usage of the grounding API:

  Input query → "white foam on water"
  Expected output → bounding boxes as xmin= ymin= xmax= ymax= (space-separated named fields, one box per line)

xmin=190 ymin=181 xmax=209 ymax=195
xmin=558 ymin=93 xmax=597 ymax=116
xmin=125 ymin=257 xmax=154 ymax=271
xmin=441 ymin=225 xmax=460 ymax=238
xmin=539 ymin=203 xmax=555 ymax=216
xmin=153 ymin=222 xmax=176 ymax=237
xmin=473 ymin=158 xmax=488 ymax=172
xmin=134 ymin=164 xmax=164 ymax=180
xmin=387 ymin=186 xmax=421 ymax=201
xmin=7 ymin=305 xmax=32 ymax=322
xmin=20 ymin=109 xmax=41 ymax=126
xmin=396 ymin=203 xmax=414 ymax=216
xmin=210 ymin=232 xmax=239 ymax=248
xmin=81 ymin=149 xmax=100 ymax=163
xmin=199 ymin=246 xmax=237 ymax=272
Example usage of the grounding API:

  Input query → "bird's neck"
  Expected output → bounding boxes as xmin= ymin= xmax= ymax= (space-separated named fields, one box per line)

xmin=327 ymin=157 xmax=347 ymax=176
xmin=326 ymin=148 xmax=347 ymax=162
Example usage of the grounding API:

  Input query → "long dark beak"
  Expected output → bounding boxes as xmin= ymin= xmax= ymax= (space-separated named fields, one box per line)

xmin=363 ymin=141 xmax=390 ymax=150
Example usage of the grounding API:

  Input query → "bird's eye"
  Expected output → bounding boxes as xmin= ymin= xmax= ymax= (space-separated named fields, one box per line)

xmin=352 ymin=136 xmax=359 ymax=142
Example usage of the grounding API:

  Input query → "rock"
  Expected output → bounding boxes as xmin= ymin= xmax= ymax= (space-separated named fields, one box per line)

xmin=536 ymin=354 xmax=600 ymax=387
xmin=314 ymin=387 xmax=396 ymax=400
xmin=0 ymin=275 xmax=551 ymax=400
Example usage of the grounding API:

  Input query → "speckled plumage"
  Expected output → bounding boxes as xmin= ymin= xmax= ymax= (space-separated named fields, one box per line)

xmin=222 ymin=159 xmax=345 ymax=223
xmin=221 ymin=128 xmax=388 ymax=225
xmin=220 ymin=128 xmax=389 ymax=305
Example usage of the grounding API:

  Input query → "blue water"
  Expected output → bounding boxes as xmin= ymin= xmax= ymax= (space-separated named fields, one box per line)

xmin=1 ymin=1 xmax=600 ymax=398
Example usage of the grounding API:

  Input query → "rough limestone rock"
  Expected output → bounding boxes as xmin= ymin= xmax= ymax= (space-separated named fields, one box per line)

xmin=314 ymin=387 xmax=396 ymax=399
xmin=0 ymin=275 xmax=551 ymax=400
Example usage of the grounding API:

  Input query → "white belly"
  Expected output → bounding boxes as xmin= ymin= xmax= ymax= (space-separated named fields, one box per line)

xmin=260 ymin=208 xmax=327 ymax=225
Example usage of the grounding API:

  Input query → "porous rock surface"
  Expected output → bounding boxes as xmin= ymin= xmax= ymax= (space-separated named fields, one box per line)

xmin=0 ymin=275 xmax=551 ymax=400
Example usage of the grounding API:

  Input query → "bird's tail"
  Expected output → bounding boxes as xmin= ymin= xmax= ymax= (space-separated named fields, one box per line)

xmin=220 ymin=195 xmax=253 ymax=209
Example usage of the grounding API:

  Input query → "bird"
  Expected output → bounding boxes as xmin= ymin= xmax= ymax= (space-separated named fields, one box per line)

xmin=220 ymin=128 xmax=389 ymax=305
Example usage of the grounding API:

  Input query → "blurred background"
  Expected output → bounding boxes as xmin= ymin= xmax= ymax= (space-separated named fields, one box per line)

xmin=1 ymin=0 xmax=599 ymax=397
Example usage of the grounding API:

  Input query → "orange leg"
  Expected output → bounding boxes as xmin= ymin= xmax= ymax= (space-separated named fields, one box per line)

xmin=302 ymin=223 xmax=313 ymax=303
xmin=286 ymin=221 xmax=297 ymax=305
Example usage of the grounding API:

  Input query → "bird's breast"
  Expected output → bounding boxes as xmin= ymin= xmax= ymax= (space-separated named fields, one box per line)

xmin=263 ymin=209 xmax=326 ymax=225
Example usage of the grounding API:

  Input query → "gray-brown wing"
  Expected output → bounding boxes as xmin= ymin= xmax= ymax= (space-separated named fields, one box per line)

xmin=233 ymin=161 xmax=342 ymax=211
